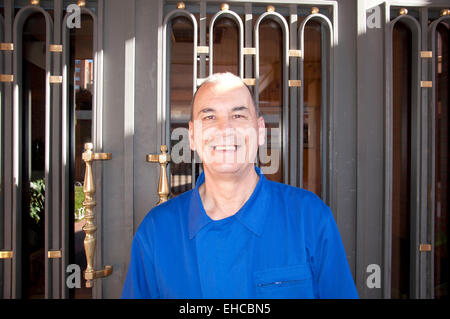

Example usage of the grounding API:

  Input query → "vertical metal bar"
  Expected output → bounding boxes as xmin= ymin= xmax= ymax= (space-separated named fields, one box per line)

xmin=244 ymin=3 xmax=255 ymax=168
xmin=159 ymin=1 xmax=169 ymax=199
xmin=0 ymin=11 xmax=4 ymax=301
xmin=254 ymin=19 xmax=260 ymax=122
xmin=93 ymin=1 xmax=103 ymax=299
xmin=281 ymin=16 xmax=289 ymax=185
xmin=289 ymin=5 xmax=298 ymax=187
xmin=409 ymin=16 xmax=422 ymax=301
xmin=194 ymin=0 xmax=207 ymax=186
xmin=123 ymin=0 xmax=136 ymax=300
xmin=208 ymin=10 xmax=215 ymax=77
xmin=322 ymin=2 xmax=339 ymax=215
xmin=165 ymin=25 xmax=171 ymax=150
xmin=13 ymin=7 xmax=25 ymax=301
xmin=428 ymin=21 xmax=436 ymax=301
xmin=191 ymin=3 xmax=200 ymax=187
xmin=244 ymin=3 xmax=252 ymax=80
xmin=298 ymin=20 xmax=304 ymax=190
xmin=238 ymin=10 xmax=244 ymax=79
xmin=165 ymin=20 xmax=172 ymax=186
xmin=50 ymin=0 xmax=63 ymax=299
xmin=156 ymin=0 xmax=163 ymax=156
xmin=199 ymin=1 xmax=206 ymax=79
xmin=383 ymin=2 xmax=392 ymax=300
xmin=61 ymin=9 xmax=70 ymax=300
xmin=43 ymin=8 xmax=54 ymax=301
xmin=321 ymin=24 xmax=328 ymax=204
xmin=328 ymin=3 xmax=337 ymax=211
xmin=330 ymin=0 xmax=338 ymax=212
xmin=419 ymin=7 xmax=428 ymax=300
xmin=160 ymin=2 xmax=167 ymax=150
xmin=3 ymin=0 xmax=13 ymax=299
xmin=192 ymin=10 xmax=198 ymax=106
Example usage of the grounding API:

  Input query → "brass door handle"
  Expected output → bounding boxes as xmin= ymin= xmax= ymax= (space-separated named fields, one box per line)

xmin=82 ymin=143 xmax=113 ymax=288
xmin=146 ymin=145 xmax=171 ymax=205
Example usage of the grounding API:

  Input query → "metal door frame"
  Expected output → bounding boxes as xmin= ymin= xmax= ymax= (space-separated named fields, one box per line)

xmin=382 ymin=1 xmax=450 ymax=299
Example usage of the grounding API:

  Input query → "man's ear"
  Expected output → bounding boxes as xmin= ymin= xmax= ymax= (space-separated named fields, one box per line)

xmin=188 ymin=121 xmax=196 ymax=151
xmin=257 ymin=116 xmax=266 ymax=146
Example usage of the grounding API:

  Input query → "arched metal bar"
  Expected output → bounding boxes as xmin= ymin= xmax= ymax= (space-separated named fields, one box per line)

xmin=209 ymin=9 xmax=244 ymax=78
xmin=12 ymin=5 xmax=54 ymax=298
xmin=61 ymin=7 xmax=98 ymax=296
xmin=427 ymin=15 xmax=450 ymax=300
xmin=297 ymin=13 xmax=333 ymax=200
xmin=0 ymin=14 xmax=4 ymax=259
xmin=62 ymin=7 xmax=98 ymax=152
xmin=162 ymin=9 xmax=198 ymax=146
xmin=161 ymin=9 xmax=198 ymax=192
xmin=254 ymin=12 xmax=290 ymax=184
xmin=385 ymin=13 xmax=422 ymax=299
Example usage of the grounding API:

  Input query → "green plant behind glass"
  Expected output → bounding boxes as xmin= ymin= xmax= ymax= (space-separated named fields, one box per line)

xmin=74 ymin=185 xmax=85 ymax=222
xmin=30 ymin=179 xmax=45 ymax=223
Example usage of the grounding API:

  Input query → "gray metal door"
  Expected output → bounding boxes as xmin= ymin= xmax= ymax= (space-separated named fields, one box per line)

xmin=0 ymin=0 xmax=109 ymax=299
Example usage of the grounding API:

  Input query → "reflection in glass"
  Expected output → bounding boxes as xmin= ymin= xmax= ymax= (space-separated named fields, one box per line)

xmin=211 ymin=17 xmax=239 ymax=75
xmin=21 ymin=12 xmax=47 ymax=299
xmin=258 ymin=19 xmax=283 ymax=183
xmin=391 ymin=21 xmax=412 ymax=299
xmin=169 ymin=16 xmax=194 ymax=196
xmin=434 ymin=22 xmax=449 ymax=299
xmin=69 ymin=14 xmax=94 ymax=299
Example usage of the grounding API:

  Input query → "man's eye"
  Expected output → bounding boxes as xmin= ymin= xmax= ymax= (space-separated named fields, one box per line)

xmin=203 ymin=115 xmax=215 ymax=120
xmin=232 ymin=114 xmax=245 ymax=119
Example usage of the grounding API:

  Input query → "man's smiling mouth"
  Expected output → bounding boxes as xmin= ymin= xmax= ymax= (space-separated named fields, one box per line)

xmin=212 ymin=145 xmax=240 ymax=151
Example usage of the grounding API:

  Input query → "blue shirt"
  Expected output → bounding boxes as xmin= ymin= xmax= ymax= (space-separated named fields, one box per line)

xmin=121 ymin=167 xmax=358 ymax=299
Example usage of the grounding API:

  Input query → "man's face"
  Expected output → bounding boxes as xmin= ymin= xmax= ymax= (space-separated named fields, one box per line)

xmin=189 ymin=79 xmax=265 ymax=175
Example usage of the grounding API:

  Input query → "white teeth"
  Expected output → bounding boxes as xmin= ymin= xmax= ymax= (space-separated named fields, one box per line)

xmin=214 ymin=145 xmax=237 ymax=151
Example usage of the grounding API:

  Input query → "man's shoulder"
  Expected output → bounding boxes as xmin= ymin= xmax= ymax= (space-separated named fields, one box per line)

xmin=137 ymin=189 xmax=193 ymax=232
xmin=265 ymin=178 xmax=325 ymax=206
xmin=264 ymin=178 xmax=331 ymax=221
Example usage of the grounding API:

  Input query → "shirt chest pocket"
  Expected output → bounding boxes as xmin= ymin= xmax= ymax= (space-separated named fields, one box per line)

xmin=253 ymin=264 xmax=315 ymax=299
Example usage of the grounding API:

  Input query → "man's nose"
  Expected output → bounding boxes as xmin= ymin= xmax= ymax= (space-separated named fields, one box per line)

xmin=216 ymin=116 xmax=233 ymax=131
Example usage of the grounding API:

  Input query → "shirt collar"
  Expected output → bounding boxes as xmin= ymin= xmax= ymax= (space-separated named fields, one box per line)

xmin=188 ymin=166 xmax=269 ymax=239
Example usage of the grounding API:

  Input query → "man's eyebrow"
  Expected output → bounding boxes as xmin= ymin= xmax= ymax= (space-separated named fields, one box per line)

xmin=197 ymin=107 xmax=215 ymax=116
xmin=232 ymin=106 xmax=249 ymax=112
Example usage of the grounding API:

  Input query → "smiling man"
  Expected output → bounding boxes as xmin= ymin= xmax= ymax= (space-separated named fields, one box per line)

xmin=121 ymin=73 xmax=358 ymax=299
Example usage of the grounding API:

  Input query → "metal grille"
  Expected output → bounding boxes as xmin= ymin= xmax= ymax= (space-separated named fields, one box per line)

xmin=161 ymin=1 xmax=336 ymax=199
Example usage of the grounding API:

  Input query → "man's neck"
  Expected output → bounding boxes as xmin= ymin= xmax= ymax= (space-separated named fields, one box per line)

xmin=199 ymin=165 xmax=260 ymax=221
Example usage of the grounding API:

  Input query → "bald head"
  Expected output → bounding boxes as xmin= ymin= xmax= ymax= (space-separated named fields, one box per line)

xmin=190 ymin=73 xmax=261 ymax=121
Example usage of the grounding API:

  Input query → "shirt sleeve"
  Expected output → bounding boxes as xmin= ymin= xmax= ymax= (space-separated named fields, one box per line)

xmin=121 ymin=229 xmax=159 ymax=299
xmin=309 ymin=204 xmax=359 ymax=299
